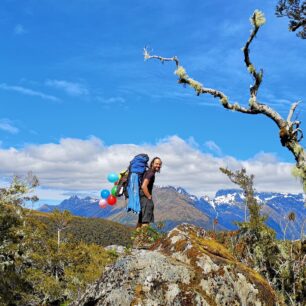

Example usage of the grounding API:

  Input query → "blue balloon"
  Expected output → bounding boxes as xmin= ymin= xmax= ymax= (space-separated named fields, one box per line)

xmin=101 ymin=189 xmax=110 ymax=199
xmin=107 ymin=172 xmax=119 ymax=183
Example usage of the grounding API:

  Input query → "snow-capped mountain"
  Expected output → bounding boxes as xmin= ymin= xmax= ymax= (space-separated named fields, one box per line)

xmin=193 ymin=189 xmax=305 ymax=239
xmin=39 ymin=186 xmax=305 ymax=240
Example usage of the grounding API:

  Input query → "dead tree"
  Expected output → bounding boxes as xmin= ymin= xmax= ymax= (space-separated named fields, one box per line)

xmin=144 ymin=10 xmax=306 ymax=192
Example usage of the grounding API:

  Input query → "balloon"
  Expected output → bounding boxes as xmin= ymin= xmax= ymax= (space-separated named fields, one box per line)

xmin=107 ymin=195 xmax=117 ymax=205
xmin=111 ymin=186 xmax=118 ymax=196
xmin=99 ymin=198 xmax=107 ymax=208
xmin=114 ymin=181 xmax=119 ymax=186
xmin=101 ymin=189 xmax=110 ymax=199
xmin=107 ymin=172 xmax=119 ymax=183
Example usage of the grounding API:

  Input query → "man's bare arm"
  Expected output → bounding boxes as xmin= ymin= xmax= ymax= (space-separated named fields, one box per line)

xmin=141 ymin=178 xmax=152 ymax=199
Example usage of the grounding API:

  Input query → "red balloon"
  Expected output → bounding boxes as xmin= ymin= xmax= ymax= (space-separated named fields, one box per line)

xmin=114 ymin=181 xmax=119 ymax=185
xmin=107 ymin=195 xmax=117 ymax=205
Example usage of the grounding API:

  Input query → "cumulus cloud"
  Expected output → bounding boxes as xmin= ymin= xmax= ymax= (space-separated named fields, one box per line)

xmin=0 ymin=119 xmax=19 ymax=134
xmin=0 ymin=136 xmax=302 ymax=200
xmin=46 ymin=79 xmax=89 ymax=96
xmin=0 ymin=83 xmax=59 ymax=102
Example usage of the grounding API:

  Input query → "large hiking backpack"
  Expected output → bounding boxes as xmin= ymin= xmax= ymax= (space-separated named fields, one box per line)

xmin=115 ymin=169 xmax=129 ymax=198
xmin=115 ymin=153 xmax=149 ymax=199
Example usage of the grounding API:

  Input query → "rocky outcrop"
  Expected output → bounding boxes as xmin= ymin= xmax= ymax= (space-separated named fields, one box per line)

xmin=72 ymin=224 xmax=278 ymax=306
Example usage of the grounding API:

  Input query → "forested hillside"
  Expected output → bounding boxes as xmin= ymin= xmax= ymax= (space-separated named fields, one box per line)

xmin=0 ymin=175 xmax=132 ymax=305
xmin=34 ymin=211 xmax=133 ymax=247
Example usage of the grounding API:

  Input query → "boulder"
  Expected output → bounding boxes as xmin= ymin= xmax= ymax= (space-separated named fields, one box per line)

xmin=72 ymin=224 xmax=277 ymax=305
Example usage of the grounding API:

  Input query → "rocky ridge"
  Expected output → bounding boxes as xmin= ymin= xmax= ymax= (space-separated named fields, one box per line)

xmin=72 ymin=224 xmax=277 ymax=306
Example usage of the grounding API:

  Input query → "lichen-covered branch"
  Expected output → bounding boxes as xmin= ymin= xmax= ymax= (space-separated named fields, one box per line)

xmin=144 ymin=10 xmax=306 ymax=192
xmin=144 ymin=12 xmax=285 ymax=123
xmin=144 ymin=50 xmax=257 ymax=114
xmin=243 ymin=10 xmax=265 ymax=100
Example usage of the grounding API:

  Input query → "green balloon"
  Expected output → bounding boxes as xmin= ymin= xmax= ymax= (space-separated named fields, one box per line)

xmin=111 ymin=186 xmax=117 ymax=196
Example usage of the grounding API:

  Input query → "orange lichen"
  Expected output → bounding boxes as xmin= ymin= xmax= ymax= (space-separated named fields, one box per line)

xmin=131 ymin=284 xmax=144 ymax=306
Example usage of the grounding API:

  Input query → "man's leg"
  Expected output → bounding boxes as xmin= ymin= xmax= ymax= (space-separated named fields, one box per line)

xmin=133 ymin=196 xmax=153 ymax=248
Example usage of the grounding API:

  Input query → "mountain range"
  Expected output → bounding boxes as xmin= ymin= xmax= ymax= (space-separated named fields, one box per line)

xmin=39 ymin=186 xmax=306 ymax=240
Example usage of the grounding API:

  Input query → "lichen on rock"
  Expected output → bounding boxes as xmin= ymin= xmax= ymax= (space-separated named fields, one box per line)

xmin=72 ymin=224 xmax=278 ymax=306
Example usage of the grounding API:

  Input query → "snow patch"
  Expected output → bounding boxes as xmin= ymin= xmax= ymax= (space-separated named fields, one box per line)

xmin=214 ymin=193 xmax=237 ymax=205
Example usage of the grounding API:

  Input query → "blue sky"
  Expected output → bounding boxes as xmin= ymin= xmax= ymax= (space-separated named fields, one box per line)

xmin=0 ymin=0 xmax=305 ymax=204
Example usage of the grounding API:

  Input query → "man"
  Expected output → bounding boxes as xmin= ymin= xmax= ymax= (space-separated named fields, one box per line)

xmin=137 ymin=157 xmax=162 ymax=228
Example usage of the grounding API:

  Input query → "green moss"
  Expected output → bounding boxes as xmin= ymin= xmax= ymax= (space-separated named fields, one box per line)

xmin=193 ymin=236 xmax=235 ymax=261
xmin=237 ymin=263 xmax=277 ymax=303
xmin=154 ymin=225 xmax=279 ymax=305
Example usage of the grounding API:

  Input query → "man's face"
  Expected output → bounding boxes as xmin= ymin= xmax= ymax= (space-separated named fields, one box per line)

xmin=152 ymin=159 xmax=162 ymax=173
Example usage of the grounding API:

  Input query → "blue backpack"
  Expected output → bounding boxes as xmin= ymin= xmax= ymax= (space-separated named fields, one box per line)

xmin=124 ymin=154 xmax=149 ymax=214
xmin=129 ymin=153 xmax=149 ymax=181
xmin=116 ymin=154 xmax=149 ymax=199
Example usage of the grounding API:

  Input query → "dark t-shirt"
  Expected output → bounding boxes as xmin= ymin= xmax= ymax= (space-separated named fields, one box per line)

xmin=142 ymin=169 xmax=155 ymax=194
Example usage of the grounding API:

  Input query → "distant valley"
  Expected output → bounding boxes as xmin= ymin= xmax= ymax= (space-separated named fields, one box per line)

xmin=39 ymin=186 xmax=306 ymax=240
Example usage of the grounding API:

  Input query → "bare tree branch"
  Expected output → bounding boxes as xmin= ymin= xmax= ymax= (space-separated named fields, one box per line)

xmin=144 ymin=10 xmax=306 ymax=192
xmin=144 ymin=49 xmax=259 ymax=114
xmin=287 ymin=101 xmax=300 ymax=122
xmin=144 ymin=48 xmax=179 ymax=66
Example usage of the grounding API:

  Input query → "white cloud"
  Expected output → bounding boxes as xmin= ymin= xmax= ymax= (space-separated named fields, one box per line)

xmin=0 ymin=119 xmax=19 ymax=134
xmin=248 ymin=151 xmax=279 ymax=164
xmin=46 ymin=79 xmax=89 ymax=96
xmin=14 ymin=24 xmax=27 ymax=35
xmin=205 ymin=140 xmax=222 ymax=156
xmin=0 ymin=83 xmax=60 ymax=102
xmin=0 ymin=136 xmax=302 ymax=199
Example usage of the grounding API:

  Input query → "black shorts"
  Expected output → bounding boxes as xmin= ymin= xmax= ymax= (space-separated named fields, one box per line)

xmin=138 ymin=195 xmax=154 ymax=224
